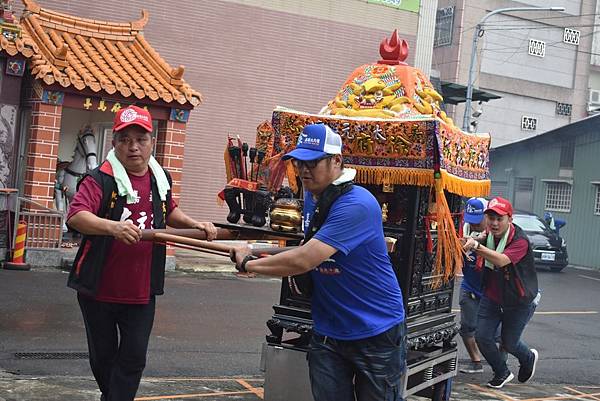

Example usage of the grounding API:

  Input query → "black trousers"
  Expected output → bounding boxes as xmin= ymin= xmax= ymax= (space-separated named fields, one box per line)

xmin=77 ymin=294 xmax=155 ymax=401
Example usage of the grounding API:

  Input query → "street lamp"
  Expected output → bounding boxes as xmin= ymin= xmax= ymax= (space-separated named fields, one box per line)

xmin=462 ymin=6 xmax=566 ymax=132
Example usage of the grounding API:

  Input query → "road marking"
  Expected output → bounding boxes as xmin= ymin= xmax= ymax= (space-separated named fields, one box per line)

xmin=555 ymin=394 xmax=593 ymax=401
xmin=143 ymin=377 xmax=263 ymax=382
xmin=134 ymin=390 xmax=255 ymax=400
xmin=468 ymin=384 xmax=519 ymax=401
xmin=579 ymin=275 xmax=600 ymax=282
xmin=135 ymin=377 xmax=265 ymax=400
xmin=452 ymin=309 xmax=597 ymax=315
xmin=565 ymin=386 xmax=600 ymax=401
xmin=534 ymin=311 xmax=598 ymax=315
xmin=237 ymin=379 xmax=264 ymax=399
xmin=468 ymin=384 xmax=600 ymax=401
xmin=521 ymin=391 xmax=600 ymax=401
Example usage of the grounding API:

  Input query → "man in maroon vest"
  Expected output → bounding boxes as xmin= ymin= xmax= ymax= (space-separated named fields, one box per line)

xmin=462 ymin=197 xmax=539 ymax=389
xmin=67 ymin=106 xmax=217 ymax=401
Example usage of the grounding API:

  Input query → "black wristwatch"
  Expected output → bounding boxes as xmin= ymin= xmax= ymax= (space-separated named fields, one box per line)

xmin=239 ymin=255 xmax=258 ymax=273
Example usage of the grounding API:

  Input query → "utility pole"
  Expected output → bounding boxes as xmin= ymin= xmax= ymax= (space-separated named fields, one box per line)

xmin=462 ymin=6 xmax=565 ymax=132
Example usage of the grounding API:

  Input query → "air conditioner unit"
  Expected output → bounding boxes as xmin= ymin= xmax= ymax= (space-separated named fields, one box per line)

xmin=589 ymin=89 xmax=600 ymax=105
xmin=588 ymin=89 xmax=600 ymax=113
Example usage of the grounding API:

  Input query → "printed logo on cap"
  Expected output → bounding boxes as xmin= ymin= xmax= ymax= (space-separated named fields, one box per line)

xmin=297 ymin=132 xmax=321 ymax=147
xmin=466 ymin=203 xmax=481 ymax=214
xmin=488 ymin=198 xmax=505 ymax=209
xmin=120 ymin=108 xmax=149 ymax=123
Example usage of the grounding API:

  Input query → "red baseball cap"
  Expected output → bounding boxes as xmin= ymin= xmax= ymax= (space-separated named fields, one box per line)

xmin=113 ymin=105 xmax=153 ymax=132
xmin=485 ymin=196 xmax=513 ymax=217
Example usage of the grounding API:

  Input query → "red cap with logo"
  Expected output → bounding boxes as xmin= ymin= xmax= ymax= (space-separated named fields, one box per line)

xmin=485 ymin=196 xmax=513 ymax=217
xmin=113 ymin=105 xmax=153 ymax=132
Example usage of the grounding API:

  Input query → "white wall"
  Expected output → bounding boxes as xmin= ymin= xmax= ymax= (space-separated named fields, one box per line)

xmin=514 ymin=0 xmax=582 ymax=16
xmin=480 ymin=14 xmax=577 ymax=89
xmin=476 ymin=91 xmax=571 ymax=147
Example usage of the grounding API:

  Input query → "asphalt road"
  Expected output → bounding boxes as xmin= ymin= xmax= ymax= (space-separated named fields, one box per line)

xmin=0 ymin=269 xmax=281 ymax=378
xmin=0 ymin=265 xmax=599 ymax=400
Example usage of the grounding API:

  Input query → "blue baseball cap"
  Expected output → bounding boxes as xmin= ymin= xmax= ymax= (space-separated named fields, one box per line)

xmin=464 ymin=197 xmax=488 ymax=224
xmin=282 ymin=123 xmax=343 ymax=161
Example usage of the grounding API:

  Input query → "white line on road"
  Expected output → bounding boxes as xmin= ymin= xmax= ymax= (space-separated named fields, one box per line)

xmin=579 ymin=275 xmax=600 ymax=282
xmin=452 ymin=309 xmax=598 ymax=315
xmin=534 ymin=311 xmax=598 ymax=315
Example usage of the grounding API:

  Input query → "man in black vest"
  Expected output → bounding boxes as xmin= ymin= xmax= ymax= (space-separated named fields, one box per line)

xmin=231 ymin=124 xmax=406 ymax=401
xmin=462 ymin=197 xmax=539 ymax=389
xmin=67 ymin=105 xmax=216 ymax=401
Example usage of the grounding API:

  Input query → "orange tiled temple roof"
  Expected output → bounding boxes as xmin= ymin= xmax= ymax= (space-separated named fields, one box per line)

xmin=10 ymin=0 xmax=201 ymax=106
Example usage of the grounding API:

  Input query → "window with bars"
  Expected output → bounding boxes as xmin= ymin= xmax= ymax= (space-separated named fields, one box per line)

xmin=528 ymin=39 xmax=546 ymax=57
xmin=434 ymin=7 xmax=454 ymax=47
xmin=521 ymin=116 xmax=537 ymax=131
xmin=595 ymin=185 xmax=600 ymax=215
xmin=563 ymin=28 xmax=580 ymax=45
xmin=545 ymin=182 xmax=572 ymax=212
xmin=556 ymin=102 xmax=572 ymax=117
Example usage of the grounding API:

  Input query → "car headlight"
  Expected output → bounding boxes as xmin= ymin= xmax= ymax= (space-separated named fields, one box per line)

xmin=561 ymin=237 xmax=567 ymax=247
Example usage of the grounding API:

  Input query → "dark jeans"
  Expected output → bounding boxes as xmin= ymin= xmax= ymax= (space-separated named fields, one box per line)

xmin=459 ymin=287 xmax=480 ymax=338
xmin=308 ymin=322 xmax=407 ymax=401
xmin=78 ymin=294 xmax=156 ymax=401
xmin=475 ymin=296 xmax=535 ymax=377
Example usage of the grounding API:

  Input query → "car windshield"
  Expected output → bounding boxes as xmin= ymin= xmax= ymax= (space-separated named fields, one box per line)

xmin=513 ymin=215 xmax=549 ymax=233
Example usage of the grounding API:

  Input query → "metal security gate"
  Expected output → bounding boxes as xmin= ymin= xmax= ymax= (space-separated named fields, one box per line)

xmin=12 ymin=197 xmax=64 ymax=251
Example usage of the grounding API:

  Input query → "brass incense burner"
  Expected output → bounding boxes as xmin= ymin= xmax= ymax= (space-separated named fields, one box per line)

xmin=270 ymin=198 xmax=303 ymax=232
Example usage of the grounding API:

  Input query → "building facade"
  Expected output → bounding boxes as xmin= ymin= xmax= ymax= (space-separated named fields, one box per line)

xmin=0 ymin=0 xmax=201 ymax=265
xmin=5 ymin=0 xmax=434 ymax=222
xmin=489 ymin=114 xmax=600 ymax=269
xmin=433 ymin=0 xmax=596 ymax=148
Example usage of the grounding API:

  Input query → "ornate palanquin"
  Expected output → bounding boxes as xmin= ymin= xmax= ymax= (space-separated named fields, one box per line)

xmin=270 ymin=108 xmax=491 ymax=197
xmin=249 ymin=31 xmax=491 ymax=285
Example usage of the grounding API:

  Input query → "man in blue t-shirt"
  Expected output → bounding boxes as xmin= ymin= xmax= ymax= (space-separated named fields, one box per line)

xmin=459 ymin=197 xmax=488 ymax=374
xmin=231 ymin=123 xmax=406 ymax=401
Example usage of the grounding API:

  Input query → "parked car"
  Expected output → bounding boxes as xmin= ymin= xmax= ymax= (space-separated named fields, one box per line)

xmin=512 ymin=212 xmax=569 ymax=272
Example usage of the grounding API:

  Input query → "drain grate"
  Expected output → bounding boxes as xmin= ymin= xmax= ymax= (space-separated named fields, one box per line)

xmin=14 ymin=352 xmax=89 ymax=360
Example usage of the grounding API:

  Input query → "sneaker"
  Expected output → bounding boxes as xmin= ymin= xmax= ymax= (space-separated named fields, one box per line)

xmin=460 ymin=361 xmax=484 ymax=374
xmin=518 ymin=349 xmax=539 ymax=383
xmin=487 ymin=371 xmax=514 ymax=389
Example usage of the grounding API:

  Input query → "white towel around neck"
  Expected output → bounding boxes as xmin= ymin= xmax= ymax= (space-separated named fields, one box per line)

xmin=106 ymin=149 xmax=170 ymax=204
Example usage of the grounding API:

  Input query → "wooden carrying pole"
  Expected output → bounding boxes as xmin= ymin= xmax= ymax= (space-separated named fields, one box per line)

xmin=153 ymin=233 xmax=294 ymax=257
xmin=141 ymin=228 xmax=297 ymax=242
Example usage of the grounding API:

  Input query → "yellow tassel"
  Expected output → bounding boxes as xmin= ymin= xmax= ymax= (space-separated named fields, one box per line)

xmin=347 ymin=166 xmax=490 ymax=198
xmin=440 ymin=170 xmax=490 ymax=197
xmin=349 ymin=165 xmax=435 ymax=187
xmin=431 ymin=177 xmax=464 ymax=289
